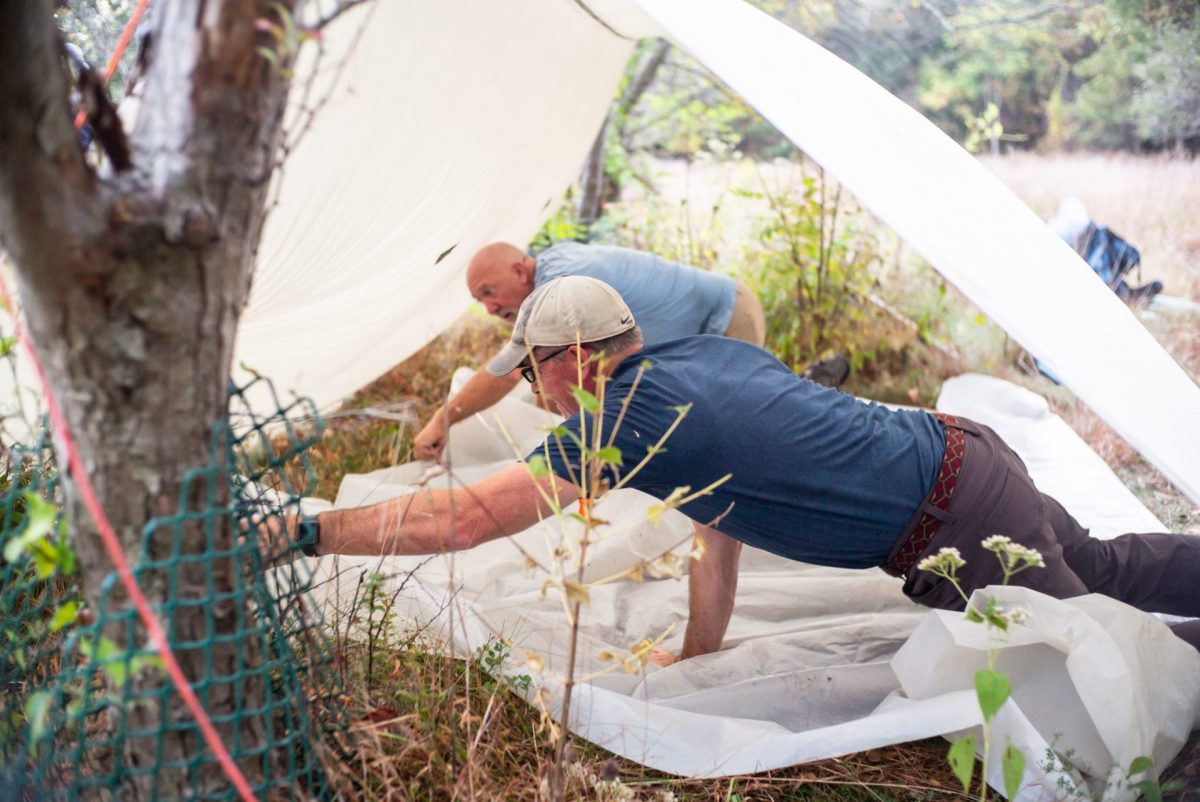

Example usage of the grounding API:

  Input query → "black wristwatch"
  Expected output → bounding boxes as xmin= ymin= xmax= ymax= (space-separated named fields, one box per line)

xmin=296 ymin=515 xmax=321 ymax=557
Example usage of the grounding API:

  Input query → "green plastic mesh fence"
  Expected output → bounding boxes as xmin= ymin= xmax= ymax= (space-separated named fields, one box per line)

xmin=0 ymin=378 xmax=352 ymax=800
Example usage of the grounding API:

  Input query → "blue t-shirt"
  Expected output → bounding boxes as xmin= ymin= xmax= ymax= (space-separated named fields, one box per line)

xmin=532 ymin=337 xmax=946 ymax=569
xmin=535 ymin=243 xmax=737 ymax=345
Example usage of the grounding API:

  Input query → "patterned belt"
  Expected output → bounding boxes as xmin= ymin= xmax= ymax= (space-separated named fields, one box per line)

xmin=883 ymin=413 xmax=967 ymax=579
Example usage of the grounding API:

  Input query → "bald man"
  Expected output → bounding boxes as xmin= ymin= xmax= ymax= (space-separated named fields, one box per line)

xmin=412 ymin=241 xmax=765 ymax=461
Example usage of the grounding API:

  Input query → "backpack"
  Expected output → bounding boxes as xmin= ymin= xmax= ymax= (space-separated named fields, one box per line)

xmin=1077 ymin=223 xmax=1141 ymax=289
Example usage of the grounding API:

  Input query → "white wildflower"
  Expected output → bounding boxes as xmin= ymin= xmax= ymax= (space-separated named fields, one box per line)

xmin=981 ymin=535 xmax=1014 ymax=552
xmin=916 ymin=547 xmax=966 ymax=575
xmin=567 ymin=761 xmax=589 ymax=784
xmin=592 ymin=779 xmax=634 ymax=802
xmin=1008 ymin=544 xmax=1045 ymax=568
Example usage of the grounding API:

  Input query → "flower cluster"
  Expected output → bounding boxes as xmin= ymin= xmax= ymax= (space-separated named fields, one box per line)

xmin=981 ymin=534 xmax=1046 ymax=579
xmin=916 ymin=547 xmax=966 ymax=578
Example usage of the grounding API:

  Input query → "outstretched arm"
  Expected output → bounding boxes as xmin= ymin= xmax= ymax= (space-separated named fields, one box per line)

xmin=315 ymin=462 xmax=580 ymax=556
xmin=413 ymin=370 xmax=523 ymax=461
xmin=680 ymin=523 xmax=742 ymax=660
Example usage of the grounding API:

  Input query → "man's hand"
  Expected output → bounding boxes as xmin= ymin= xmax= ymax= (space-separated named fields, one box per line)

xmin=413 ymin=412 xmax=447 ymax=461
xmin=240 ymin=511 xmax=296 ymax=563
xmin=648 ymin=648 xmax=679 ymax=667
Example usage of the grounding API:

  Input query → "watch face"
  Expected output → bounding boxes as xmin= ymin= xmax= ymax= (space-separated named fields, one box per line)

xmin=298 ymin=517 xmax=320 ymax=556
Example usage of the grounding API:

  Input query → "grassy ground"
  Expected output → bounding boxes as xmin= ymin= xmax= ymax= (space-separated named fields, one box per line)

xmin=304 ymin=152 xmax=1198 ymax=799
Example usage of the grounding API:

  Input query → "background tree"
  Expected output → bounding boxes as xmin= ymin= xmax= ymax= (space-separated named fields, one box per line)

xmin=0 ymin=0 xmax=349 ymax=796
xmin=580 ymin=0 xmax=1200 ymax=167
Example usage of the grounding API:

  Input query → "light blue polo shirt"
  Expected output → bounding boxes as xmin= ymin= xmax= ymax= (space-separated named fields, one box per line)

xmin=534 ymin=243 xmax=737 ymax=345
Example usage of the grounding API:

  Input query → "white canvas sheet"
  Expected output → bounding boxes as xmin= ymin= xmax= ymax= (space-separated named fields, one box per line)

xmin=307 ymin=370 xmax=1200 ymax=798
xmin=234 ymin=0 xmax=645 ymax=416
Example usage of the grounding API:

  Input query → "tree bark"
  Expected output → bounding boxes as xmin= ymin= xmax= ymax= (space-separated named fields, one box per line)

xmin=0 ymin=1 xmax=298 ymax=797
xmin=576 ymin=40 xmax=671 ymax=227
xmin=575 ymin=113 xmax=609 ymax=228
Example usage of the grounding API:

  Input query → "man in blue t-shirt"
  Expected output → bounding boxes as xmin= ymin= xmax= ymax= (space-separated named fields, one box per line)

xmin=412 ymin=241 xmax=764 ymax=461
xmin=301 ymin=277 xmax=1200 ymax=658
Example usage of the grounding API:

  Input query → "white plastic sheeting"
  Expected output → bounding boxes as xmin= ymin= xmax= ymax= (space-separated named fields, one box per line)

xmin=236 ymin=0 xmax=650 ymax=413
xmin=240 ymin=0 xmax=1200 ymax=503
xmin=307 ymin=370 xmax=1200 ymax=798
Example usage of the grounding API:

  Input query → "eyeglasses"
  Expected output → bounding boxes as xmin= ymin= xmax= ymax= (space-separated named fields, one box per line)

xmin=520 ymin=346 xmax=570 ymax=384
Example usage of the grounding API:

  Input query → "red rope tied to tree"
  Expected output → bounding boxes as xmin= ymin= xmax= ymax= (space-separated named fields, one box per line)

xmin=0 ymin=279 xmax=259 ymax=802
xmin=72 ymin=0 xmax=150 ymax=130
xmin=10 ymin=1 xmax=261 ymax=796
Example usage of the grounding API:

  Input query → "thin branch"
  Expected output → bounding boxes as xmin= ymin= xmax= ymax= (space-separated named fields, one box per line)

xmin=307 ymin=0 xmax=373 ymax=30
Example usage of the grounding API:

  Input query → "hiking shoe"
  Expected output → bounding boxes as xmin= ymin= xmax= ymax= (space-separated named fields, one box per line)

xmin=801 ymin=354 xmax=851 ymax=388
xmin=1119 ymin=280 xmax=1164 ymax=306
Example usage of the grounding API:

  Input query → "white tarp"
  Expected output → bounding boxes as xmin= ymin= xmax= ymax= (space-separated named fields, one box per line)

xmin=307 ymin=370 xmax=1200 ymax=798
xmin=235 ymin=0 xmax=646 ymax=414
xmin=240 ymin=0 xmax=1200 ymax=503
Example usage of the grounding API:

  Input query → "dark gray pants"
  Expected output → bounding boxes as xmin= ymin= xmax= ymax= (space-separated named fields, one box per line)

xmin=897 ymin=417 xmax=1200 ymax=650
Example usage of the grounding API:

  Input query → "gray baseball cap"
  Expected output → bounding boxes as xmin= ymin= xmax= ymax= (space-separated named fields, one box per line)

xmin=485 ymin=276 xmax=636 ymax=377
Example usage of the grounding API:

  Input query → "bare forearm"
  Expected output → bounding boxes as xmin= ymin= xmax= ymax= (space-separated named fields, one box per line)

xmin=440 ymin=370 xmax=522 ymax=426
xmin=680 ymin=525 xmax=741 ymax=659
xmin=312 ymin=463 xmax=579 ymax=558
xmin=318 ymin=488 xmax=483 ymax=556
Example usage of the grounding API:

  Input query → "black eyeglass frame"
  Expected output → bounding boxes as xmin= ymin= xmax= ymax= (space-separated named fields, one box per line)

xmin=519 ymin=346 xmax=570 ymax=384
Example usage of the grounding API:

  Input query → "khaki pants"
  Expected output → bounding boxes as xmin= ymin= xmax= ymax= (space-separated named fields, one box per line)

xmin=723 ymin=281 xmax=766 ymax=347
xmin=898 ymin=417 xmax=1200 ymax=650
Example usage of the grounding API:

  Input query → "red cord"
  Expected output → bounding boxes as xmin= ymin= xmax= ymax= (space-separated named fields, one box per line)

xmin=73 ymin=0 xmax=150 ymax=130
xmin=0 ymin=284 xmax=258 ymax=797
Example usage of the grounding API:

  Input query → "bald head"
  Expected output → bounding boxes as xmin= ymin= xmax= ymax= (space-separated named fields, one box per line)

xmin=466 ymin=242 xmax=537 ymax=322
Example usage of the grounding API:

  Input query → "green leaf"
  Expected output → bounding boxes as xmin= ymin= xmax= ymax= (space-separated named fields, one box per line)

xmin=570 ymin=386 xmax=600 ymax=414
xmin=1133 ymin=779 xmax=1163 ymax=802
xmin=947 ymin=736 xmax=976 ymax=792
xmin=30 ymin=540 xmax=60 ymax=579
xmin=49 ymin=601 xmax=80 ymax=633
xmin=595 ymin=446 xmax=623 ymax=466
xmin=1002 ymin=741 xmax=1026 ymax=800
xmin=3 ymin=493 xmax=57 ymax=563
xmin=526 ymin=455 xmax=549 ymax=478
xmin=25 ymin=690 xmax=52 ymax=747
xmin=81 ymin=637 xmax=128 ymax=687
xmin=975 ymin=670 xmax=1011 ymax=721
xmin=1128 ymin=756 xmax=1154 ymax=776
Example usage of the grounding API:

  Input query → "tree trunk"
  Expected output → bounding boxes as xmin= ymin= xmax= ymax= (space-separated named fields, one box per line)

xmin=576 ymin=113 xmax=609 ymax=229
xmin=577 ymin=39 xmax=671 ymax=224
xmin=0 ymin=1 xmax=297 ymax=797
